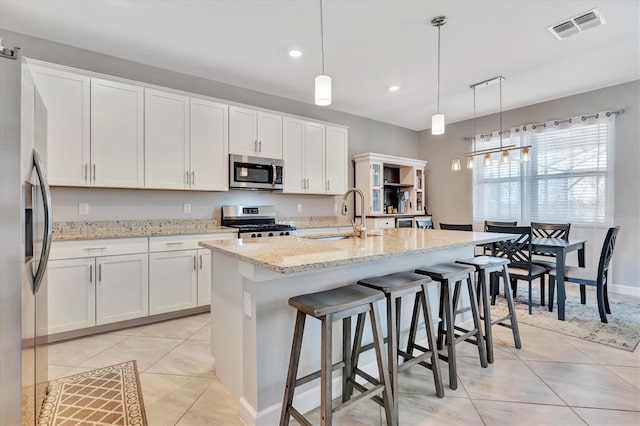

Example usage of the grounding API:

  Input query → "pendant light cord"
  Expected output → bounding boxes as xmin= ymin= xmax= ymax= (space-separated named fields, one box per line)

xmin=499 ymin=78 xmax=503 ymax=150
xmin=319 ymin=0 xmax=325 ymax=75
xmin=473 ymin=86 xmax=476 ymax=152
xmin=436 ymin=23 xmax=441 ymax=114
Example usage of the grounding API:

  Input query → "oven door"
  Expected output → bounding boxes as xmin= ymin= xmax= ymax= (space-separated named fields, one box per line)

xmin=229 ymin=155 xmax=283 ymax=190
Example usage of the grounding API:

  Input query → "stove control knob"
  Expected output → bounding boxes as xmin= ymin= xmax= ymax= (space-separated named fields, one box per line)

xmin=285 ymin=231 xmax=290 ymax=235
xmin=279 ymin=232 xmax=285 ymax=236
xmin=250 ymin=233 xmax=256 ymax=238
xmin=256 ymin=233 xmax=262 ymax=238
xmin=268 ymin=232 xmax=274 ymax=237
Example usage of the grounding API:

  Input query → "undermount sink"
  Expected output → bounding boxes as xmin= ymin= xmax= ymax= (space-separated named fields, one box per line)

xmin=303 ymin=234 xmax=355 ymax=241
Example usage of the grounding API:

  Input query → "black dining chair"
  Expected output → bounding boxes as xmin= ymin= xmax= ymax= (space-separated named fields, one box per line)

xmin=531 ymin=222 xmax=571 ymax=305
xmin=487 ymin=225 xmax=549 ymax=314
xmin=549 ymin=226 xmax=620 ymax=323
xmin=416 ymin=219 xmax=434 ymax=229
xmin=440 ymin=223 xmax=473 ymax=231
xmin=481 ymin=220 xmax=518 ymax=254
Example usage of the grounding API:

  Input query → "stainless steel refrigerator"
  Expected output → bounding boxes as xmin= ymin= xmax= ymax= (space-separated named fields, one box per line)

xmin=0 ymin=43 xmax=51 ymax=425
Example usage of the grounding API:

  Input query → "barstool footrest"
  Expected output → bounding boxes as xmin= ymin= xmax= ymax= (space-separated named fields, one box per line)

xmin=288 ymin=406 xmax=312 ymax=426
xmin=492 ymin=315 xmax=513 ymax=326
xmin=337 ymin=383 xmax=385 ymax=411
xmin=295 ymin=361 xmax=345 ymax=387
xmin=398 ymin=350 xmax=436 ymax=372
xmin=455 ymin=306 xmax=472 ymax=315
xmin=348 ymin=381 xmax=385 ymax=408
xmin=409 ymin=343 xmax=429 ymax=353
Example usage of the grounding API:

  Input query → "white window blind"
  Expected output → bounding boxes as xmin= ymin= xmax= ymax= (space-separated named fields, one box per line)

xmin=472 ymin=113 xmax=613 ymax=226
xmin=472 ymin=133 xmax=522 ymax=223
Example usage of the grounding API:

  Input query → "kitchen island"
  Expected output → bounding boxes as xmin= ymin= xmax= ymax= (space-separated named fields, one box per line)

xmin=199 ymin=228 xmax=514 ymax=426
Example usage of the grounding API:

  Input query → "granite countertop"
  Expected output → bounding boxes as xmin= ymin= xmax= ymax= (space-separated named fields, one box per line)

xmin=199 ymin=228 xmax=515 ymax=274
xmin=53 ymin=219 xmax=236 ymax=241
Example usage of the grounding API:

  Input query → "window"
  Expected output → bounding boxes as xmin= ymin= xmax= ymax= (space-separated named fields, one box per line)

xmin=473 ymin=114 xmax=613 ymax=226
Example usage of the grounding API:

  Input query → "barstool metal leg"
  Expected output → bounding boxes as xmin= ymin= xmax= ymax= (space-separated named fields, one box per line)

xmin=321 ymin=314 xmax=333 ymax=426
xmin=280 ymin=310 xmax=307 ymax=426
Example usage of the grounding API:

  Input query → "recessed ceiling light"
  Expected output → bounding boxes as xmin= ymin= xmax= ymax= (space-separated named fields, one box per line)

xmin=288 ymin=49 xmax=302 ymax=58
xmin=388 ymin=85 xmax=400 ymax=92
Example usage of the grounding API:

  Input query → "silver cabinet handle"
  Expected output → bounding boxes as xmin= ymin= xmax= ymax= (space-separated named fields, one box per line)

xmin=165 ymin=242 xmax=184 ymax=246
xmin=89 ymin=264 xmax=93 ymax=283
xmin=84 ymin=163 xmax=88 ymax=182
xmin=301 ymin=178 xmax=305 ymax=190
xmin=185 ymin=171 xmax=189 ymax=185
xmin=306 ymin=178 xmax=310 ymax=190
xmin=98 ymin=264 xmax=102 ymax=282
xmin=193 ymin=255 xmax=197 ymax=271
xmin=192 ymin=171 xmax=195 ymax=185
xmin=199 ymin=255 xmax=203 ymax=270
xmin=92 ymin=164 xmax=96 ymax=182
xmin=326 ymin=180 xmax=330 ymax=191
xmin=85 ymin=247 xmax=107 ymax=251
xmin=258 ymin=140 xmax=262 ymax=153
xmin=254 ymin=140 xmax=258 ymax=153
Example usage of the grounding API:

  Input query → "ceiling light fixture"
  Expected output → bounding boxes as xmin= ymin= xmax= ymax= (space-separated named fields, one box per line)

xmin=314 ymin=0 xmax=331 ymax=106
xmin=288 ymin=49 xmax=302 ymax=58
xmin=455 ymin=76 xmax=531 ymax=168
xmin=431 ymin=16 xmax=447 ymax=135
xmin=388 ymin=85 xmax=400 ymax=92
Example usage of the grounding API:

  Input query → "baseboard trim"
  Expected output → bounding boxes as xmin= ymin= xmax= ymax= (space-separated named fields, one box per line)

xmin=609 ymin=283 xmax=640 ymax=298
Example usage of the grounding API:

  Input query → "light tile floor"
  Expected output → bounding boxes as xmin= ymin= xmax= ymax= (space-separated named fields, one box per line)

xmin=47 ymin=313 xmax=640 ymax=425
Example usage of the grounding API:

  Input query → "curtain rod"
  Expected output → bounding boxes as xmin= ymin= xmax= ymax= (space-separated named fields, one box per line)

xmin=461 ymin=108 xmax=624 ymax=142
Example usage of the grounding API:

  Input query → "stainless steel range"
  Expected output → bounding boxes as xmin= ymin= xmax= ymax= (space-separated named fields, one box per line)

xmin=221 ymin=205 xmax=297 ymax=238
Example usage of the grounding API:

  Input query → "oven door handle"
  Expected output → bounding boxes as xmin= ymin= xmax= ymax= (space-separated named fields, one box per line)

xmin=272 ymin=164 xmax=276 ymax=187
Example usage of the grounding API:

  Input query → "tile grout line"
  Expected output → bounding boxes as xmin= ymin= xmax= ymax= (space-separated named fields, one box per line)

xmin=601 ymin=364 xmax=640 ymax=390
xmin=170 ymin=375 xmax=213 ymax=426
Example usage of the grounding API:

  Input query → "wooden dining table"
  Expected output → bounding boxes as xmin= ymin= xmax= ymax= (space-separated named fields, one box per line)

xmin=531 ymin=237 xmax=587 ymax=321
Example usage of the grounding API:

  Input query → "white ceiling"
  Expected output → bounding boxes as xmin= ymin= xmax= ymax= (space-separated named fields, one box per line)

xmin=1 ymin=0 xmax=638 ymax=131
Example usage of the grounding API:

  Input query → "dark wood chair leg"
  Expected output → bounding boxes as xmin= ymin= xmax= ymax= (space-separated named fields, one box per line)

xmin=386 ymin=296 xmax=399 ymax=425
xmin=596 ymin=285 xmax=608 ymax=324
xmin=501 ymin=265 xmax=521 ymax=349
xmin=320 ymin=314 xmax=333 ymax=426
xmin=511 ymin=278 xmax=518 ymax=298
xmin=437 ymin=286 xmax=446 ymax=351
xmin=466 ymin=274 xmax=488 ymax=368
xmin=348 ymin=313 xmax=366 ymax=399
xmin=479 ymin=269 xmax=494 ymax=364
xmin=490 ymin=272 xmax=498 ymax=305
xmin=441 ymin=280 xmax=457 ymax=390
xmin=528 ymin=280 xmax=533 ymax=315
xmin=406 ymin=292 xmax=421 ymax=354
xmin=540 ymin=275 xmax=546 ymax=306
xmin=604 ymin=273 xmax=611 ymax=314
xmin=419 ymin=283 xmax=445 ymax=398
xmin=341 ymin=317 xmax=351 ymax=403
xmin=580 ymin=285 xmax=587 ymax=305
xmin=548 ymin=276 xmax=555 ymax=313
xmin=369 ymin=302 xmax=396 ymax=426
xmin=280 ymin=311 xmax=307 ymax=426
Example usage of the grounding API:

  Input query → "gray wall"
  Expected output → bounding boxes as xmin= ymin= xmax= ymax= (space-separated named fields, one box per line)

xmin=419 ymin=80 xmax=640 ymax=292
xmin=0 ymin=29 xmax=420 ymax=221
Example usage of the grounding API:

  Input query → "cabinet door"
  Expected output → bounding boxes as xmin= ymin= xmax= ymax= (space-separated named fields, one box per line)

xmin=190 ymin=98 xmax=228 ymax=191
xmin=304 ymin=122 xmax=325 ymax=194
xmin=257 ymin=111 xmax=282 ymax=159
xmin=149 ymin=250 xmax=198 ymax=315
xmin=282 ymin=117 xmax=305 ymax=193
xmin=30 ymin=65 xmax=90 ymax=186
xmin=96 ymin=254 xmax=148 ymax=325
xmin=197 ymin=249 xmax=211 ymax=307
xmin=46 ymin=258 xmax=95 ymax=334
xmin=325 ymin=126 xmax=348 ymax=194
xmin=145 ymin=88 xmax=189 ymax=189
xmin=91 ymin=78 xmax=144 ymax=188
xmin=229 ymin=106 xmax=257 ymax=157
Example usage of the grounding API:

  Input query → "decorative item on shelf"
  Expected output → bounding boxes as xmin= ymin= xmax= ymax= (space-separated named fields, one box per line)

xmin=453 ymin=76 xmax=532 ymax=171
xmin=314 ymin=0 xmax=331 ymax=106
xmin=431 ymin=16 xmax=447 ymax=135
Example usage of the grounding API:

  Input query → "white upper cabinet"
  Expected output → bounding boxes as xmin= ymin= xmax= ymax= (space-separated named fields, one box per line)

xmin=190 ymin=98 xmax=228 ymax=191
xmin=30 ymin=64 xmax=90 ymax=186
xmin=91 ymin=78 xmax=144 ymax=188
xmin=304 ymin=122 xmax=326 ymax=194
xmin=325 ymin=125 xmax=349 ymax=195
xmin=145 ymin=88 xmax=190 ymax=189
xmin=257 ymin=111 xmax=283 ymax=159
xmin=282 ymin=117 xmax=305 ymax=193
xmin=229 ymin=106 xmax=283 ymax=159
xmin=229 ymin=106 xmax=258 ymax=157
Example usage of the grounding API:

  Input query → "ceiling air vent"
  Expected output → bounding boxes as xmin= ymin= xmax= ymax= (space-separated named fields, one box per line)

xmin=547 ymin=8 xmax=606 ymax=40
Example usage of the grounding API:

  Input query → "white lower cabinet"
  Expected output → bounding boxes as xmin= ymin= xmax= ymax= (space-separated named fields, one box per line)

xmin=46 ymin=257 xmax=96 ymax=334
xmin=96 ymin=254 xmax=148 ymax=325
xmin=149 ymin=250 xmax=198 ymax=315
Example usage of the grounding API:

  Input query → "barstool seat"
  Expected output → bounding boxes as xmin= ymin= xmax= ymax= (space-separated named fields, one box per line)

xmin=356 ymin=272 xmax=444 ymax=424
xmin=415 ymin=263 xmax=488 ymax=390
xmin=456 ymin=257 xmax=522 ymax=364
xmin=281 ymin=285 xmax=395 ymax=426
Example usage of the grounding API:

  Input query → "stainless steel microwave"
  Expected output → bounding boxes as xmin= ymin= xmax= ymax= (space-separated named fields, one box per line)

xmin=229 ymin=154 xmax=284 ymax=190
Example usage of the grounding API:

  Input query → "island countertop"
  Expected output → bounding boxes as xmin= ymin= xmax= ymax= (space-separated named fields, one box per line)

xmin=199 ymin=228 xmax=514 ymax=274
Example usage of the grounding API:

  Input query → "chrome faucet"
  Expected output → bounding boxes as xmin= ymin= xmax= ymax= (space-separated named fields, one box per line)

xmin=341 ymin=188 xmax=367 ymax=239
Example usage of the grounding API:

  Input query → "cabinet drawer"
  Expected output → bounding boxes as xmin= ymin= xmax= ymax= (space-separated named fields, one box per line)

xmin=149 ymin=233 xmax=236 ymax=252
xmin=50 ymin=238 xmax=148 ymax=260
xmin=373 ymin=218 xmax=395 ymax=229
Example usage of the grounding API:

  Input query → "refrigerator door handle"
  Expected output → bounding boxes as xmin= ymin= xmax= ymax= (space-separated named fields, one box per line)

xmin=32 ymin=149 xmax=52 ymax=294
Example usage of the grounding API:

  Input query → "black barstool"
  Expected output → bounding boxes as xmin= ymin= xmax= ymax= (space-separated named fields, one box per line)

xmin=415 ymin=263 xmax=488 ymax=390
xmin=456 ymin=257 xmax=522 ymax=363
xmin=355 ymin=272 xmax=444 ymax=424
xmin=280 ymin=285 xmax=395 ymax=426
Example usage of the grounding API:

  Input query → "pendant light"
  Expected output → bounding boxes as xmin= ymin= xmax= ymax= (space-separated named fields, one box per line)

xmin=431 ymin=16 xmax=447 ymax=135
xmin=450 ymin=158 xmax=461 ymax=171
xmin=314 ymin=0 xmax=331 ymax=106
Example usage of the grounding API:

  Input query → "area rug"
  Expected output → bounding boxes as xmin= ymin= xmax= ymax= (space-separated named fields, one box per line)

xmin=491 ymin=284 xmax=640 ymax=352
xmin=38 ymin=360 xmax=147 ymax=425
